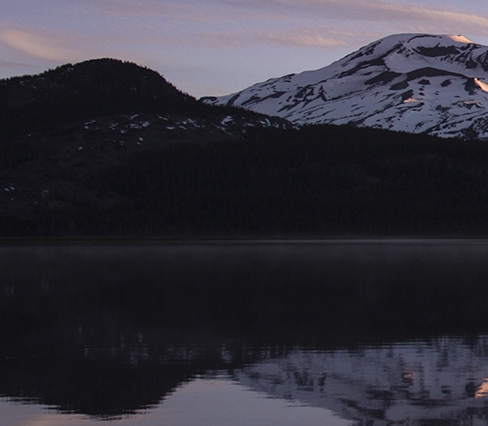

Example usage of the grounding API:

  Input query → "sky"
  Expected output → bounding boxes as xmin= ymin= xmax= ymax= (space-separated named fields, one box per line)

xmin=2 ymin=0 xmax=488 ymax=98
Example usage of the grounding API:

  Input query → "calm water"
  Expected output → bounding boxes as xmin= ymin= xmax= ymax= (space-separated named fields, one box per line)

xmin=2 ymin=240 xmax=488 ymax=425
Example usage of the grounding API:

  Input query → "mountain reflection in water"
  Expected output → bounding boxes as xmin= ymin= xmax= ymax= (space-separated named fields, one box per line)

xmin=238 ymin=337 xmax=488 ymax=425
xmin=1 ymin=240 xmax=488 ymax=425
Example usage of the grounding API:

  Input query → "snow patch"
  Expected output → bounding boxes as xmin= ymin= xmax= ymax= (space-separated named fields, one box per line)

xmin=84 ymin=120 xmax=95 ymax=129
xmin=403 ymin=98 xmax=421 ymax=104
xmin=463 ymin=100 xmax=483 ymax=108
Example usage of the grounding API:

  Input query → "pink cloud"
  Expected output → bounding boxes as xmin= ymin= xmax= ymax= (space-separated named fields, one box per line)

xmin=0 ymin=28 xmax=86 ymax=62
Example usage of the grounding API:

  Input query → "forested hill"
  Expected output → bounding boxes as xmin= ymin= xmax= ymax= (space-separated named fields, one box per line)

xmin=0 ymin=58 xmax=275 ymax=139
xmin=0 ymin=59 xmax=184 ymax=138
xmin=1 ymin=59 xmax=488 ymax=238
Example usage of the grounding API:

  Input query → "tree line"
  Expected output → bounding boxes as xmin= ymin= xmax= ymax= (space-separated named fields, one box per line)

xmin=4 ymin=123 xmax=488 ymax=238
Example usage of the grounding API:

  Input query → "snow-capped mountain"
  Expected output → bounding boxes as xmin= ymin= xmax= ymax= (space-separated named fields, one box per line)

xmin=203 ymin=34 xmax=488 ymax=140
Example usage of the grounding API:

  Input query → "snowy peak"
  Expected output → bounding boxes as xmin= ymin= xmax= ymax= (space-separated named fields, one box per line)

xmin=341 ymin=33 xmax=482 ymax=76
xmin=203 ymin=33 xmax=488 ymax=140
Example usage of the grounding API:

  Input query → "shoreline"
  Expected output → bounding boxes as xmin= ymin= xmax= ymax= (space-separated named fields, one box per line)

xmin=2 ymin=236 xmax=488 ymax=245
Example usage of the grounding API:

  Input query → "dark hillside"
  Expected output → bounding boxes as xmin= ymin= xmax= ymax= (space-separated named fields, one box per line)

xmin=2 ymin=60 xmax=488 ymax=238
xmin=0 ymin=58 xmax=214 ymax=139
xmin=3 ymin=122 xmax=488 ymax=238
xmin=91 ymin=126 xmax=488 ymax=238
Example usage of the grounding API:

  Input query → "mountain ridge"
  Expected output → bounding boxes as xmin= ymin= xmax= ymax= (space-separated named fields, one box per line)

xmin=0 ymin=58 xmax=290 ymax=140
xmin=203 ymin=33 xmax=488 ymax=140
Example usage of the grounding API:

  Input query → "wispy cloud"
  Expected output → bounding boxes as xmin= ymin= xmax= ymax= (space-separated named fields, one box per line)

xmin=220 ymin=0 xmax=488 ymax=34
xmin=0 ymin=26 xmax=155 ymax=67
xmin=0 ymin=28 xmax=88 ymax=62
xmin=350 ymin=1 xmax=488 ymax=32
xmin=255 ymin=28 xmax=348 ymax=48
xmin=95 ymin=0 xmax=250 ymax=24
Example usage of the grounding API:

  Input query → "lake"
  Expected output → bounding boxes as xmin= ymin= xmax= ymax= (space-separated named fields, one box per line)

xmin=1 ymin=240 xmax=488 ymax=425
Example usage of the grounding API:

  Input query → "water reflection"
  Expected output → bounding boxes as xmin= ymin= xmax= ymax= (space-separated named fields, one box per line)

xmin=237 ymin=337 xmax=488 ymax=424
xmin=0 ymin=375 xmax=352 ymax=426
xmin=1 ymin=241 xmax=488 ymax=424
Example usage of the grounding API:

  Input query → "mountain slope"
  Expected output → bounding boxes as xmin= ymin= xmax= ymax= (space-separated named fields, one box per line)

xmin=0 ymin=58 xmax=196 ymax=139
xmin=203 ymin=34 xmax=488 ymax=140
xmin=0 ymin=58 xmax=288 ymax=140
xmin=0 ymin=59 xmax=290 ymax=228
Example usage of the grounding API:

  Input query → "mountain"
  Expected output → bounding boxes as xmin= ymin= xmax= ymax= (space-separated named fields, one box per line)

xmin=203 ymin=33 xmax=488 ymax=140
xmin=4 ymin=58 xmax=488 ymax=238
xmin=0 ymin=58 xmax=194 ymax=139
xmin=0 ymin=58 xmax=288 ymax=140
xmin=0 ymin=59 xmax=291 ymax=233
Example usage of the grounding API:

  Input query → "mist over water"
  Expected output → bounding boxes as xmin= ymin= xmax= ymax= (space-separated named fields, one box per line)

xmin=1 ymin=240 xmax=488 ymax=425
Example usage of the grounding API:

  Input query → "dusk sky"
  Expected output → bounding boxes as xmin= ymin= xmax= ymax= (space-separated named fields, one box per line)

xmin=2 ymin=1 xmax=488 ymax=98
